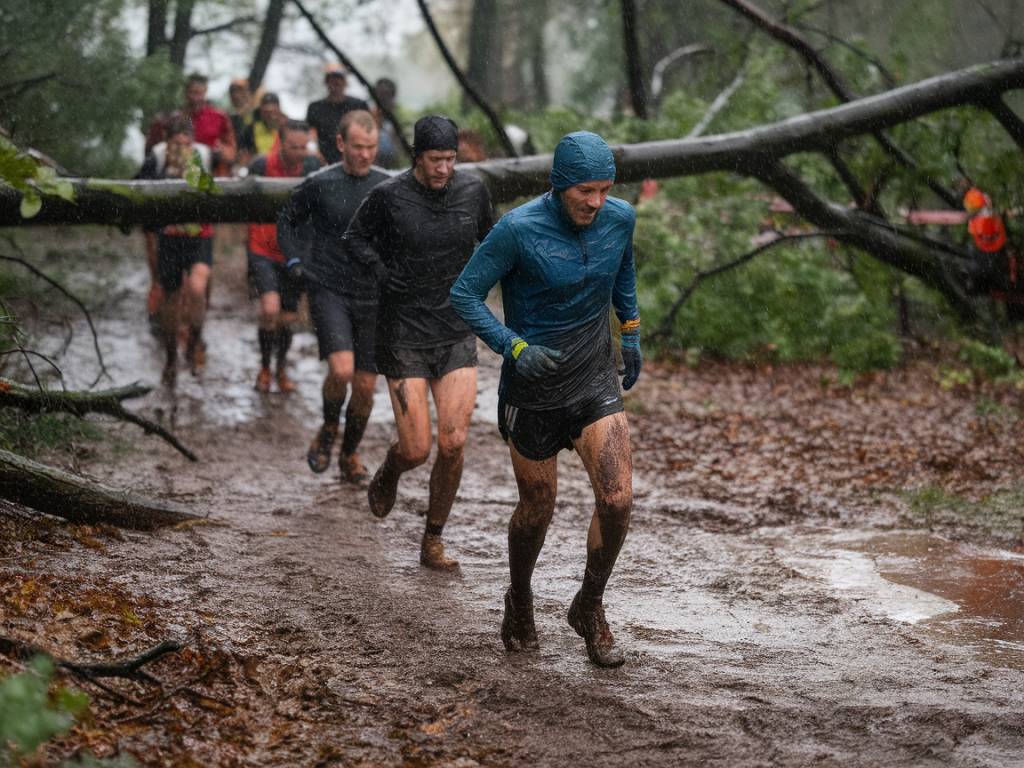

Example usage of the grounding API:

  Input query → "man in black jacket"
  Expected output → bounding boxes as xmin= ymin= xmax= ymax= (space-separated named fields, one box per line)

xmin=343 ymin=115 xmax=494 ymax=571
xmin=278 ymin=110 xmax=390 ymax=482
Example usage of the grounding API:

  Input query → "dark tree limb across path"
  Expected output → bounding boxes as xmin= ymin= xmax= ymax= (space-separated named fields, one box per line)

xmin=4 ymin=58 xmax=1019 ymax=228
xmin=0 ymin=448 xmax=199 ymax=529
xmin=2 ymin=58 xmax=1022 ymax=313
xmin=0 ymin=378 xmax=198 ymax=461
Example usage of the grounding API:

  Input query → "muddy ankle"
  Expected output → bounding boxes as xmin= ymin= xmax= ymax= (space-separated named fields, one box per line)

xmin=420 ymin=532 xmax=459 ymax=572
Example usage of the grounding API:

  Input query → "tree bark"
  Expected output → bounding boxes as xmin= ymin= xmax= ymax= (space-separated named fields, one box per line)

xmin=621 ymin=0 xmax=649 ymax=118
xmin=169 ymin=0 xmax=196 ymax=68
xmin=0 ymin=448 xmax=198 ymax=530
xmin=466 ymin=0 xmax=503 ymax=107
xmin=248 ymin=0 xmax=287 ymax=91
xmin=146 ymin=0 xmax=169 ymax=57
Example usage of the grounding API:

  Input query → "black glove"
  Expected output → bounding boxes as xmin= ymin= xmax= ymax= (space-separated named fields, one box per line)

xmin=285 ymin=257 xmax=303 ymax=282
xmin=620 ymin=330 xmax=642 ymax=390
xmin=511 ymin=339 xmax=564 ymax=382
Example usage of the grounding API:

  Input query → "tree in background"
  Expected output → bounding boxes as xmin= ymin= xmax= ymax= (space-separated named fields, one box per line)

xmin=0 ymin=0 xmax=180 ymax=176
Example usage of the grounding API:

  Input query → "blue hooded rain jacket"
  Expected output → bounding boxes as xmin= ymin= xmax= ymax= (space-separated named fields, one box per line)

xmin=450 ymin=131 xmax=639 ymax=409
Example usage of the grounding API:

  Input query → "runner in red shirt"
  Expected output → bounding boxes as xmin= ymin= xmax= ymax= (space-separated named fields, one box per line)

xmin=247 ymin=120 xmax=322 ymax=393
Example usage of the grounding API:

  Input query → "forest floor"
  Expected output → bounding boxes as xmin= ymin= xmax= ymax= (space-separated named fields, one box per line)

xmin=1 ymin=229 xmax=1023 ymax=767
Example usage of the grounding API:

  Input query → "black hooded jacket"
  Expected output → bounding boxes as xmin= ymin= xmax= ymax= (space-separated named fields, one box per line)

xmin=343 ymin=169 xmax=494 ymax=349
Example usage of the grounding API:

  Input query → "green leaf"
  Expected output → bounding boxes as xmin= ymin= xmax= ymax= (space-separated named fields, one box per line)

xmin=19 ymin=191 xmax=42 ymax=218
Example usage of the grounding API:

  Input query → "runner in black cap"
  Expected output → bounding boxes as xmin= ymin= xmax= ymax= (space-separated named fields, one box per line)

xmin=343 ymin=115 xmax=494 ymax=571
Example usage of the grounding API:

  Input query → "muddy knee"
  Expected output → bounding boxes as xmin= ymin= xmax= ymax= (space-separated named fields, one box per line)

xmin=396 ymin=442 xmax=431 ymax=468
xmin=597 ymin=490 xmax=632 ymax=526
xmin=436 ymin=428 xmax=467 ymax=461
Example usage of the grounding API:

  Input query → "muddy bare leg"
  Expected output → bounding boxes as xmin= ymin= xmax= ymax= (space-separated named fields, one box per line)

xmin=503 ymin=446 xmax=557 ymax=651
xmin=419 ymin=366 xmax=476 ymax=571
xmin=369 ymin=378 xmax=431 ymax=518
xmin=568 ymin=411 xmax=633 ymax=667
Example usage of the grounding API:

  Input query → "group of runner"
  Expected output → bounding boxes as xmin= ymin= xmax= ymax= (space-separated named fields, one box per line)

xmin=141 ymin=70 xmax=645 ymax=668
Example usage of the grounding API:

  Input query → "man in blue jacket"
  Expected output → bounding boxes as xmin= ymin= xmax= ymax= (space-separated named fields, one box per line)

xmin=450 ymin=131 xmax=642 ymax=668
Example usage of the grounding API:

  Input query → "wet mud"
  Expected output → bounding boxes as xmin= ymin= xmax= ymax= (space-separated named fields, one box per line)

xmin=2 ymin=233 xmax=1024 ymax=766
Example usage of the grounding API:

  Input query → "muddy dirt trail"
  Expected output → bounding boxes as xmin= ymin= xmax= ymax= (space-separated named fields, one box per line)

xmin=4 ymin=235 xmax=1024 ymax=766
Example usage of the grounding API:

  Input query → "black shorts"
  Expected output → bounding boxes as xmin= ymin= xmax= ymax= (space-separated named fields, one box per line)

xmin=376 ymin=337 xmax=477 ymax=380
xmin=247 ymin=252 xmax=303 ymax=313
xmin=308 ymin=285 xmax=377 ymax=372
xmin=498 ymin=388 xmax=624 ymax=461
xmin=156 ymin=235 xmax=213 ymax=293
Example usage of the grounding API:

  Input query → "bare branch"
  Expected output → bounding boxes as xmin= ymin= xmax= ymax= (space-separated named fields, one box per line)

xmin=793 ymin=22 xmax=897 ymax=88
xmin=190 ymin=14 xmax=259 ymax=37
xmin=0 ymin=378 xmax=198 ymax=462
xmin=0 ymin=251 xmax=110 ymax=387
xmin=981 ymin=96 xmax=1024 ymax=151
xmin=413 ymin=0 xmax=519 ymax=156
xmin=686 ymin=56 xmax=747 ymax=138
xmin=650 ymin=230 xmax=847 ymax=341
xmin=651 ymin=44 xmax=713 ymax=101
xmin=291 ymin=0 xmax=413 ymax=161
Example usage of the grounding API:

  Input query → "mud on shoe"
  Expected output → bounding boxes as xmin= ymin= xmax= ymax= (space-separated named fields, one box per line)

xmin=254 ymin=367 xmax=273 ymax=394
xmin=367 ymin=464 xmax=398 ymax=518
xmin=567 ymin=590 xmax=625 ymax=668
xmin=275 ymin=368 xmax=297 ymax=394
xmin=339 ymin=452 xmax=369 ymax=485
xmin=306 ymin=424 xmax=338 ymax=473
xmin=420 ymin=532 xmax=460 ymax=573
xmin=501 ymin=587 xmax=539 ymax=652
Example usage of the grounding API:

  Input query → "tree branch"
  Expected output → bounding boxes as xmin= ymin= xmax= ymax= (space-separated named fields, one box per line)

xmin=981 ymin=96 xmax=1024 ymax=151
xmin=0 ymin=251 xmax=110 ymax=387
xmin=650 ymin=229 xmax=848 ymax=341
xmin=0 ymin=378 xmax=198 ymax=462
xmin=290 ymin=0 xmax=413 ymax=161
xmin=716 ymin=0 xmax=960 ymax=207
xmin=191 ymin=14 xmax=259 ymax=37
xmin=0 ymin=447 xmax=200 ymax=529
xmin=414 ymin=0 xmax=518 ymax=156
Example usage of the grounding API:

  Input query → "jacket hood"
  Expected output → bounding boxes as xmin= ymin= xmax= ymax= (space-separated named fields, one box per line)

xmin=549 ymin=131 xmax=616 ymax=191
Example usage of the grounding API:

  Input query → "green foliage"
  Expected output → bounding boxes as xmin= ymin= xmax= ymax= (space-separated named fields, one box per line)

xmin=0 ymin=656 xmax=86 ymax=761
xmin=0 ymin=409 xmax=103 ymax=459
xmin=0 ymin=0 xmax=180 ymax=177
xmin=958 ymin=340 xmax=1019 ymax=379
xmin=903 ymin=484 xmax=1024 ymax=540
xmin=0 ymin=137 xmax=75 ymax=218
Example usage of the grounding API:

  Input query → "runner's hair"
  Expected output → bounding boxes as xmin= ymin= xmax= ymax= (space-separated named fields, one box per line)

xmin=338 ymin=110 xmax=377 ymax=141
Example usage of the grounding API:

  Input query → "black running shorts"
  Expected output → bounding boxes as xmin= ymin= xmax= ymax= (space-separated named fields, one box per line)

xmin=498 ymin=386 xmax=624 ymax=461
xmin=247 ymin=252 xmax=303 ymax=313
xmin=376 ymin=336 xmax=477 ymax=380
xmin=307 ymin=285 xmax=377 ymax=372
xmin=156 ymin=235 xmax=213 ymax=293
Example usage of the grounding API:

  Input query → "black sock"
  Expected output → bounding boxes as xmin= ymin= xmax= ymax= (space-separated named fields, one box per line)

xmin=340 ymin=404 xmax=370 ymax=455
xmin=275 ymin=327 xmax=293 ymax=370
xmin=425 ymin=522 xmax=445 ymax=537
xmin=323 ymin=396 xmax=343 ymax=426
xmin=258 ymin=328 xmax=275 ymax=369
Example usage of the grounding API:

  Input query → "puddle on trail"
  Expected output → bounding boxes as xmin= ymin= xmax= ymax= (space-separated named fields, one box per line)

xmin=783 ymin=529 xmax=1024 ymax=667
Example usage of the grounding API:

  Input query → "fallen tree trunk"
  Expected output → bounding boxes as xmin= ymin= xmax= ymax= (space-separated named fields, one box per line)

xmin=0 ymin=447 xmax=199 ymax=529
xmin=2 ymin=58 xmax=1021 ymax=228
xmin=0 ymin=378 xmax=198 ymax=461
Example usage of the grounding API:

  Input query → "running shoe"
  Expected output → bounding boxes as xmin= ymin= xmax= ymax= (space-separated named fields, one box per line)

xmin=367 ymin=464 xmax=399 ymax=519
xmin=339 ymin=452 xmax=368 ymax=484
xmin=501 ymin=587 xmax=539 ymax=651
xmin=306 ymin=424 xmax=338 ymax=473
xmin=420 ymin=532 xmax=459 ymax=572
xmin=276 ymin=369 xmax=297 ymax=393
xmin=254 ymin=367 xmax=272 ymax=394
xmin=567 ymin=591 xmax=625 ymax=668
